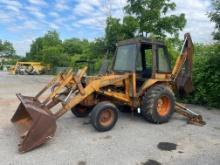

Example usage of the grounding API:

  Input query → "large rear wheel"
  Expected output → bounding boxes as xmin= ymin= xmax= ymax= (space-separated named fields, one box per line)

xmin=90 ymin=102 xmax=118 ymax=132
xmin=141 ymin=84 xmax=175 ymax=123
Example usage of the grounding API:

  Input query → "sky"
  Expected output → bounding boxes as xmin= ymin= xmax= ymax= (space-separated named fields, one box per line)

xmin=0 ymin=0 xmax=215 ymax=56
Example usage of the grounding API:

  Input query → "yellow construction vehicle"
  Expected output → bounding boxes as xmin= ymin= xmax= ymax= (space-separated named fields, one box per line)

xmin=11 ymin=33 xmax=205 ymax=153
xmin=9 ymin=62 xmax=48 ymax=75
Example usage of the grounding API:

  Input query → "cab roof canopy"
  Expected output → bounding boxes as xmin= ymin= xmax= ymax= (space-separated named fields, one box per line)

xmin=117 ymin=38 xmax=165 ymax=46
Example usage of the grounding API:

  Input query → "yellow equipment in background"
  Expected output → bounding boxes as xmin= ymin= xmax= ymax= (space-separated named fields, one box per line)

xmin=9 ymin=62 xmax=48 ymax=75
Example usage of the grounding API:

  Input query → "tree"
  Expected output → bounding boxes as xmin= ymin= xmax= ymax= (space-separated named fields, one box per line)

xmin=26 ymin=38 xmax=44 ymax=60
xmin=104 ymin=0 xmax=186 ymax=52
xmin=105 ymin=17 xmax=123 ymax=52
xmin=42 ymin=31 xmax=62 ymax=48
xmin=42 ymin=46 xmax=70 ymax=67
xmin=121 ymin=16 xmax=139 ymax=39
xmin=209 ymin=0 xmax=220 ymax=41
xmin=27 ymin=30 xmax=62 ymax=60
xmin=124 ymin=0 xmax=186 ymax=38
xmin=105 ymin=16 xmax=139 ymax=52
xmin=89 ymin=38 xmax=106 ymax=57
xmin=63 ymin=38 xmax=83 ymax=55
xmin=0 ymin=40 xmax=16 ymax=56
xmin=184 ymin=44 xmax=220 ymax=108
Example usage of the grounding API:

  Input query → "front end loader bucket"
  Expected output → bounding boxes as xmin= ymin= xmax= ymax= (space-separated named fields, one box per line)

xmin=11 ymin=94 xmax=57 ymax=153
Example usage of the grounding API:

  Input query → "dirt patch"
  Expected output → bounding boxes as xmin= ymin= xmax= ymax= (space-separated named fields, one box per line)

xmin=157 ymin=142 xmax=177 ymax=151
xmin=142 ymin=159 xmax=161 ymax=165
xmin=78 ymin=161 xmax=86 ymax=165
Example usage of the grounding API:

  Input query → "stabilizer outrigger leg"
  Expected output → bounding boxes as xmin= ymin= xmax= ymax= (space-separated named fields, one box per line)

xmin=175 ymin=102 xmax=206 ymax=126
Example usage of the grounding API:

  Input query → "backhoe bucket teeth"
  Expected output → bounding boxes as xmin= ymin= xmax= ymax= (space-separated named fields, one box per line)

xmin=187 ymin=115 xmax=206 ymax=126
xmin=11 ymin=94 xmax=57 ymax=153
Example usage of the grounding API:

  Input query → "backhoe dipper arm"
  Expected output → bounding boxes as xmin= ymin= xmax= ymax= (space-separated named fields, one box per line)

xmin=171 ymin=33 xmax=205 ymax=126
xmin=171 ymin=33 xmax=193 ymax=81
xmin=171 ymin=33 xmax=193 ymax=95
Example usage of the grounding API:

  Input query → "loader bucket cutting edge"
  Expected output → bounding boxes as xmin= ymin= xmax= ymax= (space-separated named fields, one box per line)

xmin=11 ymin=94 xmax=57 ymax=153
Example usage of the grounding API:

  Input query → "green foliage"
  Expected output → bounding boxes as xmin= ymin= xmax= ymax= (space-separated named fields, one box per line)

xmin=124 ymin=0 xmax=186 ymax=38
xmin=185 ymin=44 xmax=220 ymax=108
xmin=25 ymin=30 xmax=106 ymax=70
xmin=105 ymin=17 xmax=123 ymax=52
xmin=41 ymin=46 xmax=70 ymax=67
xmin=26 ymin=31 xmax=70 ymax=67
xmin=63 ymin=38 xmax=83 ymax=55
xmin=0 ymin=40 xmax=16 ymax=56
xmin=121 ymin=16 xmax=139 ymax=39
xmin=27 ymin=31 xmax=62 ymax=61
xmin=209 ymin=0 xmax=220 ymax=41
xmin=42 ymin=31 xmax=62 ymax=47
xmin=89 ymin=38 xmax=106 ymax=56
xmin=104 ymin=0 xmax=186 ymax=53
xmin=1 ymin=57 xmax=18 ymax=65
xmin=105 ymin=16 xmax=139 ymax=52
xmin=164 ymin=36 xmax=183 ymax=66
xmin=26 ymin=38 xmax=44 ymax=61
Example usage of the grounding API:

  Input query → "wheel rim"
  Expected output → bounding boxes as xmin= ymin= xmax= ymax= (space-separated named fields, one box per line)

xmin=99 ymin=109 xmax=114 ymax=127
xmin=156 ymin=96 xmax=171 ymax=116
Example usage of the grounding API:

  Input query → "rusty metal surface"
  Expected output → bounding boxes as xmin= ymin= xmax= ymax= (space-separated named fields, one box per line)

xmin=175 ymin=102 xmax=206 ymax=126
xmin=176 ymin=75 xmax=193 ymax=96
xmin=11 ymin=94 xmax=56 ymax=153
xmin=187 ymin=115 xmax=206 ymax=126
xmin=172 ymin=33 xmax=194 ymax=96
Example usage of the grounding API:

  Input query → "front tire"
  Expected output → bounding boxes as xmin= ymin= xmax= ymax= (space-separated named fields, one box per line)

xmin=141 ymin=84 xmax=175 ymax=123
xmin=90 ymin=101 xmax=118 ymax=132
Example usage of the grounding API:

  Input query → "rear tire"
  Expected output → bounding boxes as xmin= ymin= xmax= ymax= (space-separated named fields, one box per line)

xmin=71 ymin=105 xmax=91 ymax=117
xmin=141 ymin=84 xmax=175 ymax=123
xmin=90 ymin=101 xmax=118 ymax=132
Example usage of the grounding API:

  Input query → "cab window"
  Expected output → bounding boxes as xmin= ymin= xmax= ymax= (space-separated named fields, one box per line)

xmin=157 ymin=47 xmax=171 ymax=73
xmin=145 ymin=48 xmax=153 ymax=69
xmin=114 ymin=44 xmax=137 ymax=71
xmin=136 ymin=52 xmax=143 ymax=72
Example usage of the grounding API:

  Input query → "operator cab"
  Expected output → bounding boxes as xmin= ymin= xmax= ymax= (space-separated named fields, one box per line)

xmin=112 ymin=38 xmax=172 ymax=79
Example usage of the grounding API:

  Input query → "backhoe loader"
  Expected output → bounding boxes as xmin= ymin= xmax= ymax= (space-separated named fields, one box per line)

xmin=9 ymin=62 xmax=48 ymax=75
xmin=11 ymin=33 xmax=205 ymax=153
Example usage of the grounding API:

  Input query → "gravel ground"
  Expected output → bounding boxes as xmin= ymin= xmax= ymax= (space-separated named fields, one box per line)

xmin=0 ymin=71 xmax=220 ymax=165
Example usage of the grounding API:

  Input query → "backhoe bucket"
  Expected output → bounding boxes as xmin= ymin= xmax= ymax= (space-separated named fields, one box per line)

xmin=11 ymin=94 xmax=57 ymax=153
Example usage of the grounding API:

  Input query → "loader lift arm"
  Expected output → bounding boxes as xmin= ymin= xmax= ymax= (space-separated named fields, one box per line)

xmin=11 ymin=67 xmax=131 ymax=152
